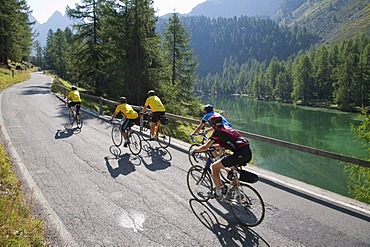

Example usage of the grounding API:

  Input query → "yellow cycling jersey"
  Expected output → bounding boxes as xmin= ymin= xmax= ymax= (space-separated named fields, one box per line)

xmin=114 ymin=103 xmax=138 ymax=119
xmin=144 ymin=96 xmax=165 ymax=112
xmin=67 ymin=90 xmax=82 ymax=102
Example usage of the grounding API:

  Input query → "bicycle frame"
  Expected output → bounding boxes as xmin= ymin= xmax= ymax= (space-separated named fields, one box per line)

xmin=140 ymin=113 xmax=171 ymax=148
xmin=68 ymin=104 xmax=82 ymax=129
xmin=186 ymin=162 xmax=265 ymax=227
xmin=110 ymin=119 xmax=142 ymax=155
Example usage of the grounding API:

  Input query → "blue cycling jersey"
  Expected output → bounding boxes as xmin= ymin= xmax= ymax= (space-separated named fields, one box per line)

xmin=202 ymin=111 xmax=232 ymax=127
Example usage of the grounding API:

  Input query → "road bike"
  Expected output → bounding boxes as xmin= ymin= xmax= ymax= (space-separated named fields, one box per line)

xmin=186 ymin=152 xmax=265 ymax=227
xmin=188 ymin=131 xmax=226 ymax=167
xmin=68 ymin=104 xmax=83 ymax=129
xmin=110 ymin=119 xmax=142 ymax=155
xmin=141 ymin=113 xmax=171 ymax=148
xmin=188 ymin=131 xmax=229 ymax=180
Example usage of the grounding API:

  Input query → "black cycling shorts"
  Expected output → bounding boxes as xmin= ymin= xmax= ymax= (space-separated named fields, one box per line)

xmin=221 ymin=145 xmax=252 ymax=168
xmin=121 ymin=119 xmax=136 ymax=131
xmin=151 ymin=111 xmax=165 ymax=123
xmin=68 ymin=102 xmax=81 ymax=110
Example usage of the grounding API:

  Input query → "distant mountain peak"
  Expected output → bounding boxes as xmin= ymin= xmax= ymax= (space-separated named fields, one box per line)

xmin=31 ymin=10 xmax=74 ymax=48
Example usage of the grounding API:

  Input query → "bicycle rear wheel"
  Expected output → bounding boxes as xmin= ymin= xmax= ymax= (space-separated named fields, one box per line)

xmin=157 ymin=125 xmax=171 ymax=148
xmin=186 ymin=165 xmax=213 ymax=202
xmin=128 ymin=131 xmax=142 ymax=155
xmin=228 ymin=183 xmax=265 ymax=227
xmin=188 ymin=144 xmax=209 ymax=167
xmin=69 ymin=111 xmax=75 ymax=125
xmin=76 ymin=113 xmax=83 ymax=129
xmin=111 ymin=125 xmax=123 ymax=146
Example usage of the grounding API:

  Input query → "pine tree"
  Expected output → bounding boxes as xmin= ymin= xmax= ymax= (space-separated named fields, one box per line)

xmin=161 ymin=13 xmax=198 ymax=113
xmin=67 ymin=0 xmax=106 ymax=95
xmin=0 ymin=0 xmax=33 ymax=65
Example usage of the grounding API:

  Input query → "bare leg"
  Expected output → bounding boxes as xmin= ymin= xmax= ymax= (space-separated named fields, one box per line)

xmin=150 ymin=122 xmax=156 ymax=137
xmin=211 ymin=159 xmax=224 ymax=190
xmin=123 ymin=131 xmax=128 ymax=143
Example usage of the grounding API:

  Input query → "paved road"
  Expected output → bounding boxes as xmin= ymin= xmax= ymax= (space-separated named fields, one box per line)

xmin=1 ymin=73 xmax=369 ymax=246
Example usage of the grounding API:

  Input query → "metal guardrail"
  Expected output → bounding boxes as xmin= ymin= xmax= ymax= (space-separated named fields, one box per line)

xmin=54 ymin=82 xmax=370 ymax=168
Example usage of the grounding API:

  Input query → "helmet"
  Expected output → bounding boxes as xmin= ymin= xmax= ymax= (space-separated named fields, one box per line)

xmin=148 ymin=90 xmax=155 ymax=96
xmin=119 ymin=96 xmax=127 ymax=104
xmin=204 ymin=104 xmax=213 ymax=113
xmin=209 ymin=113 xmax=222 ymax=126
xmin=71 ymin=86 xmax=77 ymax=90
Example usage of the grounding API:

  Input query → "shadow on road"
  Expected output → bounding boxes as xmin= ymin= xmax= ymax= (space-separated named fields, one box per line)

xmin=189 ymin=199 xmax=270 ymax=247
xmin=19 ymin=84 xmax=51 ymax=95
xmin=104 ymin=154 xmax=139 ymax=178
xmin=54 ymin=129 xmax=73 ymax=139
xmin=140 ymin=145 xmax=172 ymax=171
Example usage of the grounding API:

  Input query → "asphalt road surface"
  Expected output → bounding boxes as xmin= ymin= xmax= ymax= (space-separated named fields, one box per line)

xmin=0 ymin=73 xmax=369 ymax=246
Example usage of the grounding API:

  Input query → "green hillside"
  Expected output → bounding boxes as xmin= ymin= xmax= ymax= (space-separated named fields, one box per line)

xmin=277 ymin=0 xmax=370 ymax=42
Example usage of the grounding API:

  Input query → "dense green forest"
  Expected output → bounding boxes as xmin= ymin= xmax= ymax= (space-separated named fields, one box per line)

xmin=35 ymin=0 xmax=200 ymax=115
xmin=197 ymin=34 xmax=370 ymax=111
xmin=0 ymin=0 xmax=33 ymax=66
xmin=157 ymin=15 xmax=320 ymax=76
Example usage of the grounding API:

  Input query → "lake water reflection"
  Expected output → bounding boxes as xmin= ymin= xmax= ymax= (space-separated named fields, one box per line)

xmin=201 ymin=95 xmax=367 ymax=197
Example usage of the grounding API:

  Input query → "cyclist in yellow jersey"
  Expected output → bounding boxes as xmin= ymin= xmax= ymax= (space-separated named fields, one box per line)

xmin=66 ymin=86 xmax=82 ymax=115
xmin=141 ymin=90 xmax=165 ymax=140
xmin=109 ymin=97 xmax=139 ymax=147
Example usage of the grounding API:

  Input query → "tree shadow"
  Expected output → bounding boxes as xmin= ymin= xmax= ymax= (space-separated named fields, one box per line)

xmin=189 ymin=199 xmax=270 ymax=247
xmin=19 ymin=84 xmax=51 ymax=95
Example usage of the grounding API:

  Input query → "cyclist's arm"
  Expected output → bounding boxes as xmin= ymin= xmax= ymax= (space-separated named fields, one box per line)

xmin=190 ymin=122 xmax=206 ymax=135
xmin=141 ymin=105 xmax=147 ymax=117
xmin=109 ymin=110 xmax=119 ymax=121
xmin=194 ymin=138 xmax=215 ymax=153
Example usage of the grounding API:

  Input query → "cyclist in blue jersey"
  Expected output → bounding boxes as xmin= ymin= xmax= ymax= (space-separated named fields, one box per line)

xmin=190 ymin=104 xmax=232 ymax=136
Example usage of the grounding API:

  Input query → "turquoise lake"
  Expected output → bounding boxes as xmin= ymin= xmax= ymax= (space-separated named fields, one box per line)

xmin=200 ymin=95 xmax=368 ymax=197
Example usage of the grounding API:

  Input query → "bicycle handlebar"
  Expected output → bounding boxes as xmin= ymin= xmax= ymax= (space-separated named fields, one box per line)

xmin=189 ymin=131 xmax=207 ymax=142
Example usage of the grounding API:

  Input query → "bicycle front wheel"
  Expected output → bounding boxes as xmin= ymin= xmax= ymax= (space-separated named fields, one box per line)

xmin=157 ymin=125 xmax=171 ymax=148
xmin=128 ymin=131 xmax=142 ymax=155
xmin=111 ymin=125 xmax=123 ymax=146
xmin=228 ymin=183 xmax=265 ymax=227
xmin=188 ymin=144 xmax=209 ymax=167
xmin=186 ymin=165 xmax=213 ymax=202
xmin=76 ymin=113 xmax=83 ymax=129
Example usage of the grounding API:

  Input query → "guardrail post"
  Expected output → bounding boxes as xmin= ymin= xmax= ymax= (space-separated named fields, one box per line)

xmin=139 ymin=106 xmax=143 ymax=133
xmin=99 ymin=97 xmax=103 ymax=115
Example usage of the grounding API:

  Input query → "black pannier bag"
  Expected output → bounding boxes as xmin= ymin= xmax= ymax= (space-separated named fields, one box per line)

xmin=160 ymin=115 xmax=168 ymax=124
xmin=239 ymin=170 xmax=259 ymax=183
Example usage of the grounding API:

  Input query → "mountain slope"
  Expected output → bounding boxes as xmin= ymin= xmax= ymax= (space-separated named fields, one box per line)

xmin=32 ymin=11 xmax=74 ymax=47
xmin=275 ymin=0 xmax=370 ymax=42
xmin=189 ymin=0 xmax=284 ymax=18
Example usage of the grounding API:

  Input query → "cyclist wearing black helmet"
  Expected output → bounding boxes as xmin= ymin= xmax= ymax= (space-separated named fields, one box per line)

xmin=190 ymin=104 xmax=232 ymax=136
xmin=66 ymin=86 xmax=82 ymax=116
xmin=110 ymin=96 xmax=138 ymax=147
xmin=141 ymin=90 xmax=166 ymax=140
xmin=192 ymin=113 xmax=251 ymax=200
